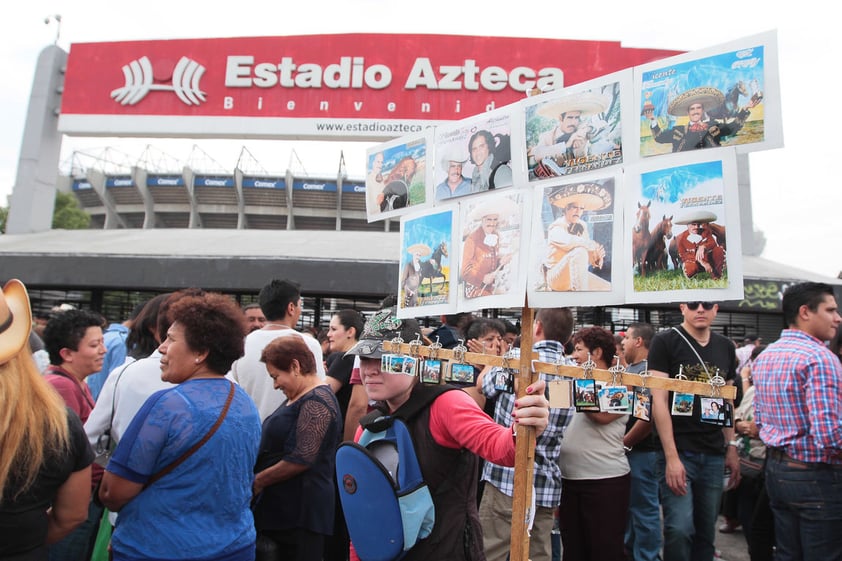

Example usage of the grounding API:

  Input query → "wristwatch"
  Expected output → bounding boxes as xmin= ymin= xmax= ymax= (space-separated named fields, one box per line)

xmin=727 ymin=440 xmax=740 ymax=449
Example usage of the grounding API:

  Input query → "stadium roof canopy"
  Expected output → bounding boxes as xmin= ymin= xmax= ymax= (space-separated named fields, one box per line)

xmin=1 ymin=229 xmax=839 ymax=300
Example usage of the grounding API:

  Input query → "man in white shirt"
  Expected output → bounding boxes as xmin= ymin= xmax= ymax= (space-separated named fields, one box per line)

xmin=228 ymin=278 xmax=325 ymax=420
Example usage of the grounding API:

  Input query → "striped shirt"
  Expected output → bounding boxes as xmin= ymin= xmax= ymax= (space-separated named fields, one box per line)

xmin=480 ymin=340 xmax=574 ymax=507
xmin=752 ymin=329 xmax=842 ymax=464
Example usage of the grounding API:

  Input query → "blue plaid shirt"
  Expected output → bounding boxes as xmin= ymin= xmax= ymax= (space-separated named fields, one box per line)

xmin=480 ymin=340 xmax=574 ymax=507
xmin=753 ymin=329 xmax=842 ymax=464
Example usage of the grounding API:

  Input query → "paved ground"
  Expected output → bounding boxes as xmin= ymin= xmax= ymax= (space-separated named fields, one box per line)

xmin=715 ymin=515 xmax=751 ymax=561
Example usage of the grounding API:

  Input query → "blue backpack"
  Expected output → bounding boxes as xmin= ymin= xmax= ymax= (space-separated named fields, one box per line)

xmin=335 ymin=386 xmax=454 ymax=561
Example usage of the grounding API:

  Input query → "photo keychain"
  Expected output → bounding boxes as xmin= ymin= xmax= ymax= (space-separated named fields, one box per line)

xmin=632 ymin=361 xmax=652 ymax=422
xmin=574 ymin=353 xmax=599 ymax=412
xmin=381 ymin=333 xmax=417 ymax=377
xmin=599 ymin=355 xmax=631 ymax=414
xmin=420 ymin=336 xmax=443 ymax=385
xmin=671 ymin=365 xmax=695 ymax=417
xmin=407 ymin=333 xmax=424 ymax=379
xmin=700 ymin=369 xmax=730 ymax=426
xmin=446 ymin=340 xmax=476 ymax=385
xmin=547 ymin=355 xmax=573 ymax=409
xmin=493 ymin=349 xmax=517 ymax=394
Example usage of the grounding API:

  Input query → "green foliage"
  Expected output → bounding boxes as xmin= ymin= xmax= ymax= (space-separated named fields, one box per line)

xmin=52 ymin=191 xmax=90 ymax=230
xmin=0 ymin=204 xmax=7 ymax=234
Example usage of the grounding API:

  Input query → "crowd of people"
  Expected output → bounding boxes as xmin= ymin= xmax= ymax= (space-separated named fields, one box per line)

xmin=1 ymin=277 xmax=839 ymax=561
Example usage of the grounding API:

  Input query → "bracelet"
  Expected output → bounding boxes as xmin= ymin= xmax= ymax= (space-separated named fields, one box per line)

xmin=727 ymin=440 xmax=740 ymax=448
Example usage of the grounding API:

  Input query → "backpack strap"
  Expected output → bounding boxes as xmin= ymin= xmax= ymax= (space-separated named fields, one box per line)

xmin=360 ymin=384 xmax=459 ymax=433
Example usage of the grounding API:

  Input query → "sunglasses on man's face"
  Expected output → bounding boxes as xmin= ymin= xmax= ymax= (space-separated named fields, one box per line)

xmin=686 ymin=301 xmax=715 ymax=311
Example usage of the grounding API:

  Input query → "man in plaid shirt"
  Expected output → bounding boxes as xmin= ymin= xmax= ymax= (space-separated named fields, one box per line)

xmin=752 ymin=281 xmax=842 ymax=561
xmin=478 ymin=308 xmax=575 ymax=561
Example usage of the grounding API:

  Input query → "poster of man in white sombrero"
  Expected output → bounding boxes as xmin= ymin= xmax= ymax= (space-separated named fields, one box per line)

xmin=365 ymin=130 xmax=434 ymax=222
xmin=624 ymin=147 xmax=744 ymax=304
xmin=397 ymin=208 xmax=457 ymax=319
xmin=526 ymin=172 xmax=626 ymax=308
xmin=456 ymin=191 xmax=531 ymax=312
xmin=433 ymin=106 xmax=521 ymax=203
xmin=523 ymin=70 xmax=634 ymax=181
xmin=636 ymin=30 xmax=783 ymax=158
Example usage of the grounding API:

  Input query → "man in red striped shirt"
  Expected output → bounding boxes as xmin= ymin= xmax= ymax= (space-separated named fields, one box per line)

xmin=752 ymin=281 xmax=842 ymax=561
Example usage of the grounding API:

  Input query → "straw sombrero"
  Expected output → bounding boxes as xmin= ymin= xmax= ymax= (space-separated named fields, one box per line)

xmin=406 ymin=243 xmax=432 ymax=257
xmin=0 ymin=279 xmax=32 ymax=365
xmin=674 ymin=209 xmax=718 ymax=225
xmin=667 ymin=87 xmax=725 ymax=116
xmin=537 ymin=91 xmax=610 ymax=120
xmin=547 ymin=183 xmax=613 ymax=211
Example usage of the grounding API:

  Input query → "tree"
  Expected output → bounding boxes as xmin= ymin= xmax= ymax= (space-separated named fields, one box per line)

xmin=52 ymin=191 xmax=90 ymax=230
xmin=0 ymin=204 xmax=7 ymax=234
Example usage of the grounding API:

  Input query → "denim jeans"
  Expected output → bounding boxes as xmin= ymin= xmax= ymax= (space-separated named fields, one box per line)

xmin=626 ymin=450 xmax=663 ymax=561
xmin=657 ymin=450 xmax=724 ymax=561
xmin=765 ymin=453 xmax=842 ymax=561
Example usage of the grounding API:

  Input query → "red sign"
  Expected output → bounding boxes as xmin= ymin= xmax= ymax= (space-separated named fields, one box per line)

xmin=59 ymin=34 xmax=680 ymax=140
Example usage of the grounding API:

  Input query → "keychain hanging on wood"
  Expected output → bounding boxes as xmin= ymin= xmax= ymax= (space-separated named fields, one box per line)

xmin=632 ymin=363 xmax=652 ymax=422
xmin=446 ymin=339 xmax=475 ymax=385
xmin=599 ymin=355 xmax=630 ymax=414
xmin=671 ymin=365 xmax=695 ymax=416
xmin=575 ymin=353 xmax=600 ymax=412
xmin=547 ymin=355 xmax=572 ymax=408
xmin=420 ymin=336 xmax=443 ymax=384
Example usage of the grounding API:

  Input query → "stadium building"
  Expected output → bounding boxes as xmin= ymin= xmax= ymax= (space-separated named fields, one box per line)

xmin=2 ymin=35 xmax=840 ymax=341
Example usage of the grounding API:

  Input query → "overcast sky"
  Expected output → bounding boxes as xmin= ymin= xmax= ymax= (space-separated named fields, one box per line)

xmin=2 ymin=1 xmax=839 ymax=278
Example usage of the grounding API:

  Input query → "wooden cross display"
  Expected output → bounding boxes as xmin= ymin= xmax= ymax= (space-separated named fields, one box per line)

xmin=384 ymin=304 xmax=736 ymax=561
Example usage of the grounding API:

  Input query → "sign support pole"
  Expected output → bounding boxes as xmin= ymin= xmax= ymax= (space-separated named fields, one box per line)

xmin=509 ymin=300 xmax=536 ymax=561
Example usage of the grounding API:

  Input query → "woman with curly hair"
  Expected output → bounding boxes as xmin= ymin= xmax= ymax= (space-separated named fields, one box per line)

xmin=98 ymin=292 xmax=262 ymax=561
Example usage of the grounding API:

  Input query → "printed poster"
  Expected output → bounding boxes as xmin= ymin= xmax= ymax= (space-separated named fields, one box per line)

xmin=624 ymin=147 xmax=744 ymax=304
xmin=522 ymin=70 xmax=633 ymax=182
xmin=527 ymin=172 xmax=625 ymax=307
xmin=456 ymin=190 xmax=531 ymax=312
xmin=636 ymin=30 xmax=782 ymax=158
xmin=365 ymin=130 xmax=433 ymax=222
xmin=397 ymin=208 xmax=457 ymax=319
xmin=433 ymin=106 xmax=522 ymax=203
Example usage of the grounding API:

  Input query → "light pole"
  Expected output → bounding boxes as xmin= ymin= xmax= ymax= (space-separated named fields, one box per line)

xmin=43 ymin=14 xmax=62 ymax=45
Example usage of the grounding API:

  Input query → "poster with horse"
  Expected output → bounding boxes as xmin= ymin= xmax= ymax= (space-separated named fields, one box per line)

xmin=365 ymin=130 xmax=433 ymax=222
xmin=526 ymin=171 xmax=625 ymax=308
xmin=624 ymin=147 xmax=744 ymax=304
xmin=635 ymin=30 xmax=782 ymax=159
xmin=397 ymin=207 xmax=457 ymax=319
